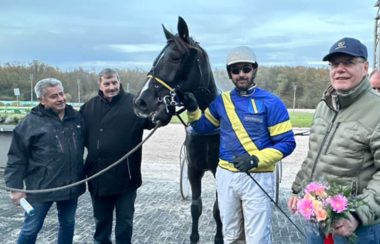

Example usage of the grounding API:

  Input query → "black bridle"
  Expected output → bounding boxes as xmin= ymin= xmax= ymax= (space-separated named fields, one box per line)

xmin=147 ymin=37 xmax=210 ymax=125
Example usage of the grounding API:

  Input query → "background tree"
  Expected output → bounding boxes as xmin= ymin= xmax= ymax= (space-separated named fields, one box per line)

xmin=0 ymin=61 xmax=332 ymax=109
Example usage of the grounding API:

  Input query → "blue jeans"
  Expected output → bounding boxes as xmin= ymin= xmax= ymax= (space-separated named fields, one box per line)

xmin=306 ymin=223 xmax=380 ymax=244
xmin=17 ymin=198 xmax=78 ymax=244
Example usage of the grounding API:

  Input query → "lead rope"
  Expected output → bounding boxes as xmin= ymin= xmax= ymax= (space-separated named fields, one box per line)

xmin=245 ymin=172 xmax=307 ymax=239
xmin=0 ymin=124 xmax=160 ymax=194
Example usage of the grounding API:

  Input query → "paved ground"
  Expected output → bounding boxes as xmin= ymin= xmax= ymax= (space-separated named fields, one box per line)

xmin=0 ymin=124 xmax=310 ymax=244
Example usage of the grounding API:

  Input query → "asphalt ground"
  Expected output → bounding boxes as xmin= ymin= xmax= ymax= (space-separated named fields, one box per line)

xmin=0 ymin=124 xmax=310 ymax=244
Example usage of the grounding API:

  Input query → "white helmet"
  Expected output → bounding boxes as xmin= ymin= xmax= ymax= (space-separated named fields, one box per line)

xmin=226 ymin=46 xmax=258 ymax=76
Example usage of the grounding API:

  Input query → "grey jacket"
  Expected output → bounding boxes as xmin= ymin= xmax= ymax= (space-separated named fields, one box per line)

xmin=292 ymin=77 xmax=380 ymax=226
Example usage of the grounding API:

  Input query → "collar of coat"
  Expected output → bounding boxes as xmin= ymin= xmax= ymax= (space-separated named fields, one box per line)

xmin=322 ymin=76 xmax=371 ymax=111
xmin=32 ymin=103 xmax=77 ymax=120
xmin=98 ymin=83 xmax=125 ymax=105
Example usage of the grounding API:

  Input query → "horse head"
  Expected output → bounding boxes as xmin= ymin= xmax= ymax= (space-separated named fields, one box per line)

xmin=134 ymin=16 xmax=218 ymax=126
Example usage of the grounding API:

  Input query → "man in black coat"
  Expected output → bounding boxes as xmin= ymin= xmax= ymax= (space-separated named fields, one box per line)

xmin=5 ymin=78 xmax=86 ymax=244
xmin=80 ymin=68 xmax=169 ymax=244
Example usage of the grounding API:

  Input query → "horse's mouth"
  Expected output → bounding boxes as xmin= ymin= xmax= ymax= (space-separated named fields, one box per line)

xmin=134 ymin=108 xmax=150 ymax=118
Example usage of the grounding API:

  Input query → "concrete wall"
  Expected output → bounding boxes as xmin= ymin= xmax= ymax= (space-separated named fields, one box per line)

xmin=0 ymin=125 xmax=15 ymax=168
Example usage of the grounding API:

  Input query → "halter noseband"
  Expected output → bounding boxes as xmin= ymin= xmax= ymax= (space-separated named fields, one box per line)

xmin=147 ymin=74 xmax=180 ymax=114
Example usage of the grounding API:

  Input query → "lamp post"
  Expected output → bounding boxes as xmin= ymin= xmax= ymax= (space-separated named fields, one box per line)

xmin=77 ymin=79 xmax=81 ymax=104
xmin=30 ymin=74 xmax=34 ymax=103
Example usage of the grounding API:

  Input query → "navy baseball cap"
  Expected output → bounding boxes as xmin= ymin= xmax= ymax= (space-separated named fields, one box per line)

xmin=322 ymin=37 xmax=368 ymax=61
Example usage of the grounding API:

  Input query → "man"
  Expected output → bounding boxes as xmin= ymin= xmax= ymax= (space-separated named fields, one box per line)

xmin=369 ymin=69 xmax=380 ymax=93
xmin=4 ymin=78 xmax=86 ymax=244
xmin=182 ymin=46 xmax=296 ymax=244
xmin=288 ymin=37 xmax=380 ymax=243
xmin=80 ymin=68 xmax=157 ymax=244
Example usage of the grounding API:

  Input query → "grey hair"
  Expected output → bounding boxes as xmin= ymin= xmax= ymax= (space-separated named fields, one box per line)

xmin=34 ymin=78 xmax=64 ymax=99
xmin=370 ymin=68 xmax=380 ymax=79
xmin=98 ymin=68 xmax=120 ymax=83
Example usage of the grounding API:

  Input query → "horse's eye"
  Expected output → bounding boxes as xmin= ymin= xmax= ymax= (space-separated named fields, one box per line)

xmin=171 ymin=56 xmax=181 ymax=62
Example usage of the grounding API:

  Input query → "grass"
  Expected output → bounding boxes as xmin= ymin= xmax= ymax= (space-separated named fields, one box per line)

xmin=288 ymin=112 xmax=314 ymax=128
xmin=171 ymin=111 xmax=314 ymax=128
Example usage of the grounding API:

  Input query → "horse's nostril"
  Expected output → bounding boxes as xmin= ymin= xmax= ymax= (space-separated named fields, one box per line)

xmin=135 ymin=99 xmax=148 ymax=110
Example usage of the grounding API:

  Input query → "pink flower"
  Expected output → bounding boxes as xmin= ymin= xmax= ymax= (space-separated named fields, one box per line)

xmin=305 ymin=182 xmax=325 ymax=196
xmin=314 ymin=186 xmax=326 ymax=196
xmin=315 ymin=207 xmax=328 ymax=221
xmin=305 ymin=182 xmax=320 ymax=194
xmin=297 ymin=199 xmax=314 ymax=220
xmin=329 ymin=194 xmax=348 ymax=213
xmin=304 ymin=193 xmax=314 ymax=201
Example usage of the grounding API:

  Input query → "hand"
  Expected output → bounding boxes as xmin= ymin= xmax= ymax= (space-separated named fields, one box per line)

xmin=231 ymin=155 xmax=259 ymax=172
xmin=333 ymin=213 xmax=359 ymax=236
xmin=10 ymin=191 xmax=26 ymax=206
xmin=288 ymin=195 xmax=298 ymax=214
xmin=182 ymin=92 xmax=198 ymax=112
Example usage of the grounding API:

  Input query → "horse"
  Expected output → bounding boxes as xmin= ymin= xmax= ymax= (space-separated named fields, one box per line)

xmin=133 ymin=17 xmax=223 ymax=244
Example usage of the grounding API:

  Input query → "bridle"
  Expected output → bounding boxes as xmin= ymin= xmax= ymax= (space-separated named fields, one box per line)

xmin=147 ymin=38 xmax=211 ymax=121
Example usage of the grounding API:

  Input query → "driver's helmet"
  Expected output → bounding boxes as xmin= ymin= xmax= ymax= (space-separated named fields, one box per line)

xmin=226 ymin=46 xmax=258 ymax=78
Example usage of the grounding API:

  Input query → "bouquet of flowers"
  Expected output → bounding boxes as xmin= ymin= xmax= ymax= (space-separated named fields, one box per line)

xmin=296 ymin=181 xmax=367 ymax=244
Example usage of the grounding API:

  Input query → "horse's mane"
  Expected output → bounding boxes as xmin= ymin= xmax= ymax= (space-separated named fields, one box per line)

xmin=169 ymin=35 xmax=216 ymax=112
xmin=171 ymin=35 xmax=208 ymax=60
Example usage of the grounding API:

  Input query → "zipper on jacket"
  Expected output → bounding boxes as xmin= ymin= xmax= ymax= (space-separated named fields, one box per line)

xmin=351 ymin=181 xmax=358 ymax=197
xmin=97 ymin=140 xmax=100 ymax=150
xmin=56 ymin=135 xmax=64 ymax=153
xmin=310 ymin=112 xmax=338 ymax=179
xmin=72 ymin=132 xmax=77 ymax=150
xmin=127 ymin=157 xmax=132 ymax=180
xmin=324 ymin=122 xmax=341 ymax=155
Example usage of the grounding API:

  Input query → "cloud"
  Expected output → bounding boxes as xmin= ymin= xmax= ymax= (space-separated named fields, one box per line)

xmin=100 ymin=44 xmax=164 ymax=53
xmin=0 ymin=0 xmax=377 ymax=71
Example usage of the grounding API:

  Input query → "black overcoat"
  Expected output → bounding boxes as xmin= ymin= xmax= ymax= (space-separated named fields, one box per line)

xmin=80 ymin=87 xmax=154 ymax=196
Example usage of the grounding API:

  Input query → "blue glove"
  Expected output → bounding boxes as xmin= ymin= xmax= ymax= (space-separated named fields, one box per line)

xmin=231 ymin=155 xmax=259 ymax=172
xmin=183 ymin=92 xmax=198 ymax=112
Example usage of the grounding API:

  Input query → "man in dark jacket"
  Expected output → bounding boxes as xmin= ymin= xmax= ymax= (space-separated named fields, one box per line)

xmin=80 ymin=68 xmax=159 ymax=244
xmin=5 ymin=78 xmax=86 ymax=244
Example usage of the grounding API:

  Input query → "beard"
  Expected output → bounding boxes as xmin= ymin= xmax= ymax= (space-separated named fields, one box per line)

xmin=234 ymin=74 xmax=256 ymax=91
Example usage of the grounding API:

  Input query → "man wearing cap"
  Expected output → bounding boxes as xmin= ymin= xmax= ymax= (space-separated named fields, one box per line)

xmin=289 ymin=37 xmax=380 ymax=243
xmin=369 ymin=69 xmax=380 ymax=93
xmin=182 ymin=46 xmax=296 ymax=244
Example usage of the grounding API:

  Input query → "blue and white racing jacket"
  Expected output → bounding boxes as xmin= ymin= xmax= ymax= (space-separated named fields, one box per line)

xmin=188 ymin=86 xmax=296 ymax=172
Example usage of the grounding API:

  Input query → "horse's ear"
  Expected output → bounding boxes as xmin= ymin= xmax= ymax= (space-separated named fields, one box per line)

xmin=178 ymin=16 xmax=189 ymax=42
xmin=162 ymin=24 xmax=174 ymax=40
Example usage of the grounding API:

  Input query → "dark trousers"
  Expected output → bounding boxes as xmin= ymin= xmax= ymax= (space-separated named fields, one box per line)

xmin=91 ymin=190 xmax=137 ymax=244
xmin=17 ymin=198 xmax=78 ymax=244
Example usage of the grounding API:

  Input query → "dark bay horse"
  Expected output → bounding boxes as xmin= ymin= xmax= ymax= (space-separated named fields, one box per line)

xmin=133 ymin=17 xmax=223 ymax=244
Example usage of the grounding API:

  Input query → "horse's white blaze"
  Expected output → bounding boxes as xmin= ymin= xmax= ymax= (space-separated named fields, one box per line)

xmin=136 ymin=51 xmax=166 ymax=101
xmin=140 ymin=78 xmax=152 ymax=94
xmin=156 ymin=51 xmax=165 ymax=66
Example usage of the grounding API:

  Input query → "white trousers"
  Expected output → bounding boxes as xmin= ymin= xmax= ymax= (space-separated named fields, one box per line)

xmin=216 ymin=167 xmax=275 ymax=244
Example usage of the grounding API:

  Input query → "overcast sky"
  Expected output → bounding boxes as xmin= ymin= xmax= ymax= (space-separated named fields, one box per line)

xmin=0 ymin=0 xmax=377 ymax=72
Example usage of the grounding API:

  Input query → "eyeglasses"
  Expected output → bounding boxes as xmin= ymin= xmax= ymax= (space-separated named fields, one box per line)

xmin=328 ymin=60 xmax=365 ymax=69
xmin=231 ymin=66 xmax=253 ymax=75
xmin=372 ymin=87 xmax=380 ymax=91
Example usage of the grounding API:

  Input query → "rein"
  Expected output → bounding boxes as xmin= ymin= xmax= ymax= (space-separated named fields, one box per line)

xmin=0 ymin=124 xmax=160 ymax=193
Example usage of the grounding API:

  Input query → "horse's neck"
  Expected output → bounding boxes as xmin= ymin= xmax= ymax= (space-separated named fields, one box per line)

xmin=192 ymin=50 xmax=217 ymax=112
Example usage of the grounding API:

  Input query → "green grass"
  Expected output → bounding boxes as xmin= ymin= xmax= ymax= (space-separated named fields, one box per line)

xmin=170 ymin=111 xmax=314 ymax=128
xmin=288 ymin=112 xmax=314 ymax=128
